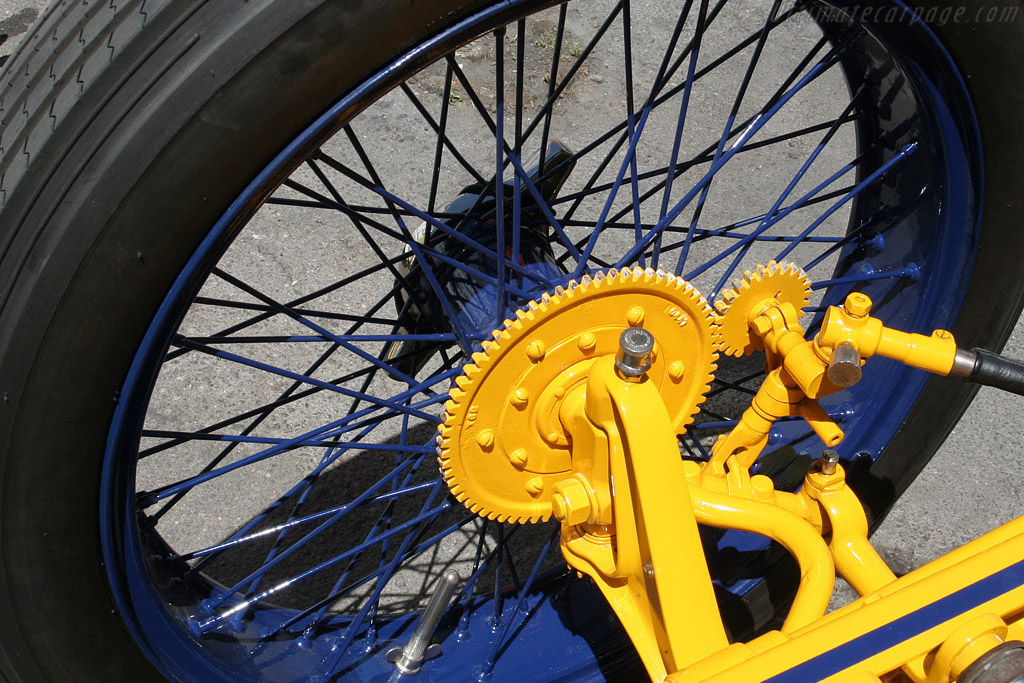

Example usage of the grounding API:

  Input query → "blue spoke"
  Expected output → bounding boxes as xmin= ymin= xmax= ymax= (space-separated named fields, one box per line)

xmin=592 ymin=2 xmax=817 ymax=230
xmin=622 ymin=0 xmax=645 ymax=268
xmin=140 ymin=370 xmax=456 ymax=505
xmin=317 ymin=154 xmax=559 ymax=294
xmin=212 ymin=267 xmax=462 ymax=387
xmin=775 ymin=143 xmax=918 ymax=262
xmin=683 ymin=156 xmax=865 ymax=280
xmin=264 ymin=510 xmax=480 ymax=640
xmin=194 ymin=493 xmax=450 ymax=634
xmin=182 ymin=332 xmax=464 ymax=345
xmin=400 ymin=81 xmax=488 ymax=187
xmin=613 ymin=41 xmax=846 ymax=270
xmin=338 ymin=128 xmax=476 ymax=354
xmin=804 ymin=219 xmax=879 ymax=271
xmin=495 ymin=27 xmax=508 ymax=330
xmin=810 ymin=263 xmax=921 ymax=291
xmin=537 ymin=5 xmax=567 ymax=179
xmin=315 ymin=483 xmax=449 ymax=675
xmin=708 ymin=82 xmax=870 ymax=298
xmin=482 ymin=525 xmax=561 ymax=674
xmin=171 ymin=334 xmax=440 ymax=422
xmin=655 ymin=0 xmax=707 ymax=269
xmin=167 ymin=254 xmax=409 ymax=364
xmin=676 ymin=0 xmax=785 ymax=275
xmin=142 ymin=430 xmax=436 ymax=453
xmin=177 ymin=456 xmax=421 ymax=564
xmin=519 ymin=1 xmax=625 ymax=145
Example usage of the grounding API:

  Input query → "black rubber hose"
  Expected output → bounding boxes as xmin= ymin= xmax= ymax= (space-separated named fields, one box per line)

xmin=963 ymin=348 xmax=1024 ymax=396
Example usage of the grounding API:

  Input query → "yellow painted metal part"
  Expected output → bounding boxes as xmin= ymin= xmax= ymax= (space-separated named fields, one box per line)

xmin=668 ymin=516 xmax=1024 ymax=682
xmin=708 ymin=285 xmax=960 ymax=478
xmin=714 ymin=261 xmax=812 ymax=358
xmin=687 ymin=482 xmax=834 ymax=633
xmin=437 ymin=260 xmax=1024 ymax=683
xmin=559 ymin=355 xmax=729 ymax=680
xmin=437 ymin=267 xmax=719 ymax=523
xmin=815 ymin=292 xmax=958 ymax=376
xmin=804 ymin=466 xmax=896 ymax=596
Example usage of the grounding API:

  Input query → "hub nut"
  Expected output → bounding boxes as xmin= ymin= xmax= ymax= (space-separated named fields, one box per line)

xmin=616 ymin=327 xmax=655 ymax=378
xmin=551 ymin=478 xmax=592 ymax=526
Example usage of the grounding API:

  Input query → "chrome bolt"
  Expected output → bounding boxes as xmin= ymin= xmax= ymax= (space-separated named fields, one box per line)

xmin=616 ymin=327 xmax=655 ymax=378
xmin=828 ymin=342 xmax=862 ymax=388
xmin=385 ymin=569 xmax=461 ymax=675
xmin=821 ymin=449 xmax=840 ymax=475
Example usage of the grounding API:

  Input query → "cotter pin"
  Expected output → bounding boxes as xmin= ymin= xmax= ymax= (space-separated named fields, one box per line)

xmin=385 ymin=569 xmax=461 ymax=675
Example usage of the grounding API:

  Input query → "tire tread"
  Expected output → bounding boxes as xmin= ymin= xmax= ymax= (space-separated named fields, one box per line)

xmin=0 ymin=0 xmax=165 ymax=209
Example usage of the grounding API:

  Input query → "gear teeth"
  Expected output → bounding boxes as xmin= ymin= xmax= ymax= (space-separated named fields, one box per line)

xmin=713 ymin=261 xmax=814 ymax=357
xmin=441 ymin=265 xmax=728 ymax=524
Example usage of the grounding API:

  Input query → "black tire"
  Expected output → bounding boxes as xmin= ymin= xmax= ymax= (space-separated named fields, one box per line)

xmin=0 ymin=1 xmax=1021 ymax=681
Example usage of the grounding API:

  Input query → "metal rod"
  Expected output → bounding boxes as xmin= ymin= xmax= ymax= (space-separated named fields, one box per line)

xmin=386 ymin=569 xmax=461 ymax=675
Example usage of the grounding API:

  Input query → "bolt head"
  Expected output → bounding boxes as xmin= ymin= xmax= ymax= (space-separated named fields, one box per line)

xmin=526 ymin=477 xmax=544 ymax=497
xmin=526 ymin=340 xmax=547 ymax=363
xmin=511 ymin=389 xmax=529 ymax=409
xmin=843 ymin=292 xmax=872 ymax=318
xmin=509 ymin=449 xmax=528 ymax=469
xmin=821 ymin=449 xmax=840 ymax=475
xmin=551 ymin=478 xmax=591 ymax=526
xmin=578 ymin=332 xmax=597 ymax=354
xmin=626 ymin=306 xmax=646 ymax=327
xmin=616 ymin=327 xmax=655 ymax=377
xmin=668 ymin=361 xmax=685 ymax=382
xmin=476 ymin=430 xmax=495 ymax=451
xmin=752 ymin=315 xmax=773 ymax=337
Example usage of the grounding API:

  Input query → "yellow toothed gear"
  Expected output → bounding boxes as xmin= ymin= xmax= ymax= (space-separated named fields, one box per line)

xmin=713 ymin=261 xmax=813 ymax=357
xmin=438 ymin=267 xmax=720 ymax=524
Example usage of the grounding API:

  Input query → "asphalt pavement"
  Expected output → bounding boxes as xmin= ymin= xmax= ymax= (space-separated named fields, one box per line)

xmin=2 ymin=0 xmax=1023 ymax=614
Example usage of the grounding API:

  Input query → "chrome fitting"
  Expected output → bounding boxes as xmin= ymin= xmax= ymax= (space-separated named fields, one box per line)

xmin=616 ymin=327 xmax=655 ymax=379
xmin=386 ymin=569 xmax=461 ymax=674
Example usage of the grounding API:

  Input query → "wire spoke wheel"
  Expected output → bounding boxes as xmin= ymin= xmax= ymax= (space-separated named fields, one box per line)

xmin=3 ymin=0 xmax=1019 ymax=682
xmin=108 ymin=1 xmax=981 ymax=680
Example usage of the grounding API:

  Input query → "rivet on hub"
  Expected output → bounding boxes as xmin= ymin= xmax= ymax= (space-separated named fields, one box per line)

xmin=476 ymin=430 xmax=495 ymax=451
xmin=626 ymin=306 xmax=646 ymax=327
xmin=509 ymin=449 xmax=529 ymax=469
xmin=578 ymin=332 xmax=597 ymax=354
xmin=525 ymin=477 xmax=544 ymax=497
xmin=668 ymin=361 xmax=685 ymax=382
xmin=511 ymin=389 xmax=530 ymax=409
xmin=526 ymin=340 xmax=547 ymax=363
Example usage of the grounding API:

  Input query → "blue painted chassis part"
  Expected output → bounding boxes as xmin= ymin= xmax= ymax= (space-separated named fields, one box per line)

xmin=101 ymin=0 xmax=982 ymax=680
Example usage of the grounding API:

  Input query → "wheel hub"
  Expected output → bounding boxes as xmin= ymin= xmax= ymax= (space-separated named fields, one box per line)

xmin=438 ymin=267 xmax=721 ymax=523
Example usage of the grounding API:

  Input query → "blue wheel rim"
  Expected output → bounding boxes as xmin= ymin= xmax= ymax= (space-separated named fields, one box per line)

xmin=101 ymin=1 xmax=981 ymax=681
